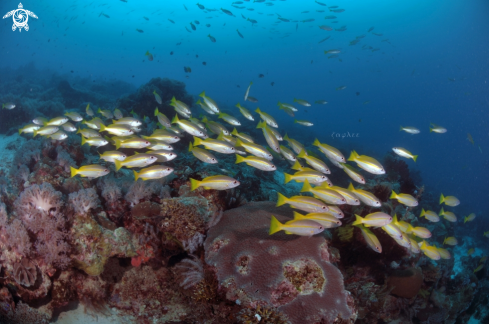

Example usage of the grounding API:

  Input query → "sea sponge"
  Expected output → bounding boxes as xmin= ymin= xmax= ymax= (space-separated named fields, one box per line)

xmin=205 ymin=201 xmax=353 ymax=324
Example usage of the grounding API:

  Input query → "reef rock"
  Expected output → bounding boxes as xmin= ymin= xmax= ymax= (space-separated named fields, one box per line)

xmin=205 ymin=201 xmax=354 ymax=324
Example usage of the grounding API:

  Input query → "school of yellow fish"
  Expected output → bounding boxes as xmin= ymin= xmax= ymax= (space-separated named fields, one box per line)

xmin=16 ymin=84 xmax=481 ymax=270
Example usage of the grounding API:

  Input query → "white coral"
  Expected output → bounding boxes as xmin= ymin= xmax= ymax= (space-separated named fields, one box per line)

xmin=68 ymin=188 xmax=100 ymax=215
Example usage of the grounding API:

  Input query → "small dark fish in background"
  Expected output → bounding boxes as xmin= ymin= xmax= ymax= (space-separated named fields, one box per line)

xmin=143 ymin=16 xmax=149 ymax=21
xmin=195 ymin=20 xmax=200 ymax=24
xmin=176 ymin=42 xmax=181 ymax=45
xmin=168 ymin=19 xmax=175 ymax=24
xmin=237 ymin=85 xmax=240 ymax=88
xmin=170 ymin=51 xmax=174 ymax=55
xmin=202 ymin=62 xmax=207 ymax=65
xmin=145 ymin=51 xmax=153 ymax=61
xmin=356 ymin=92 xmax=360 ymax=96
xmin=258 ymin=74 xmax=264 ymax=78
xmin=237 ymin=29 xmax=244 ymax=38
xmin=136 ymin=29 xmax=144 ymax=33
xmin=190 ymin=22 xmax=196 ymax=30
xmin=206 ymin=24 xmax=211 ymax=27
xmin=132 ymin=75 xmax=135 ymax=78
xmin=196 ymin=54 xmax=199 ymax=58
xmin=184 ymin=4 xmax=188 ymax=11
xmin=271 ymin=82 xmax=274 ymax=86
xmin=70 ymin=70 xmax=74 ymax=73
xmin=208 ymin=34 xmax=216 ymax=42
xmin=184 ymin=66 xmax=192 ymax=73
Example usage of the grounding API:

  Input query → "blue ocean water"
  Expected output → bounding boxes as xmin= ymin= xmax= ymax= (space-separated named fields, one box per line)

xmin=1 ymin=0 xmax=489 ymax=322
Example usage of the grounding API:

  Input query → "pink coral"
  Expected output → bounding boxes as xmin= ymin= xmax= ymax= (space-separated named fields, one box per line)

xmin=68 ymin=187 xmax=100 ymax=215
xmin=205 ymin=201 xmax=353 ymax=324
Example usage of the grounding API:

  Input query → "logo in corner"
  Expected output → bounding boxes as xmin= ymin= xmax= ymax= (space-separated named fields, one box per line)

xmin=2 ymin=3 xmax=38 ymax=32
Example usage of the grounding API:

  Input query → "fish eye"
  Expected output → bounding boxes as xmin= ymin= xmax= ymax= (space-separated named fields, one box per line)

xmin=145 ymin=141 xmax=150 ymax=144
xmin=322 ymin=206 xmax=326 ymax=209
xmin=319 ymin=226 xmax=324 ymax=230
xmin=233 ymin=181 xmax=237 ymax=184
xmin=104 ymin=169 xmax=108 ymax=172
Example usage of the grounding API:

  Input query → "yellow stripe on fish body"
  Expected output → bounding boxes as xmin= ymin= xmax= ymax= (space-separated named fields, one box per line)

xmin=33 ymin=125 xmax=59 ymax=137
xmin=113 ymin=117 xmax=142 ymax=127
xmin=283 ymin=134 xmax=304 ymax=155
xmin=276 ymin=192 xmax=329 ymax=213
xmin=81 ymin=136 xmax=108 ymax=147
xmin=143 ymin=132 xmax=180 ymax=144
xmin=170 ymin=96 xmax=191 ymax=114
xmin=420 ymin=208 xmax=440 ymax=222
xmin=113 ymin=108 xmax=123 ymax=120
xmin=70 ymin=164 xmax=110 ymax=178
xmin=19 ymin=124 xmax=41 ymax=135
xmin=292 ymin=211 xmax=341 ymax=228
xmin=420 ymin=241 xmax=441 ymax=260
xmin=325 ymin=205 xmax=344 ymax=218
xmin=202 ymin=117 xmax=229 ymax=135
xmin=342 ymin=163 xmax=365 ymax=184
xmin=114 ymin=154 xmax=158 ymax=171
xmin=154 ymin=108 xmax=171 ymax=127
xmin=99 ymin=151 xmax=127 ymax=163
xmin=279 ymin=145 xmax=297 ymax=162
xmin=77 ymin=128 xmax=100 ymax=138
xmin=145 ymin=140 xmax=173 ymax=151
xmin=394 ymin=232 xmax=412 ymax=249
xmin=297 ymin=149 xmax=330 ymax=174
xmin=392 ymin=147 xmax=418 ymax=162
xmin=218 ymin=112 xmax=241 ymax=126
xmin=474 ymin=264 xmax=484 ymax=273
xmin=231 ymin=128 xmax=254 ymax=143
xmin=98 ymin=108 xmax=113 ymax=119
xmin=86 ymin=103 xmax=94 ymax=116
xmin=313 ymin=139 xmax=346 ymax=162
xmin=409 ymin=238 xmax=421 ymax=253
xmin=443 ymin=236 xmax=458 ymax=246
xmin=284 ymin=169 xmax=329 ymax=186
xmin=133 ymin=165 xmax=174 ymax=181
xmin=235 ymin=103 xmax=254 ymax=121
xmin=189 ymin=117 xmax=206 ymax=131
xmin=193 ymin=137 xmax=235 ymax=154
xmin=148 ymin=149 xmax=177 ymax=162
xmin=392 ymin=214 xmax=411 ymax=233
xmin=347 ymin=150 xmax=385 ymax=175
xmin=381 ymin=223 xmax=403 ymax=240
xmin=49 ymin=131 xmax=68 ymax=141
xmin=347 ymin=183 xmax=381 ymax=207
xmin=216 ymin=132 xmax=236 ymax=146
xmin=390 ymin=190 xmax=418 ymax=207
xmin=268 ymin=127 xmax=283 ymax=141
xmin=269 ymin=215 xmax=324 ymax=236
xmin=300 ymin=180 xmax=346 ymax=205
xmin=464 ymin=213 xmax=476 ymax=223
xmin=33 ymin=117 xmax=48 ymax=125
xmin=257 ymin=121 xmax=280 ymax=153
xmin=278 ymin=102 xmax=298 ymax=112
xmin=255 ymin=107 xmax=278 ymax=128
xmin=64 ymin=111 xmax=83 ymax=122
xmin=174 ymin=105 xmax=191 ymax=118
xmin=329 ymin=186 xmax=360 ymax=205
xmin=429 ymin=123 xmax=447 ymax=133
xmin=171 ymin=114 xmax=206 ymax=138
xmin=189 ymin=143 xmax=218 ymax=164
xmin=439 ymin=208 xmax=457 ymax=222
xmin=190 ymin=175 xmax=239 ymax=191
xmin=439 ymin=193 xmax=460 ymax=206
xmin=235 ymin=155 xmax=276 ymax=171
xmin=235 ymin=138 xmax=272 ymax=160
xmin=406 ymin=224 xmax=431 ymax=239
xmin=196 ymin=99 xmax=216 ymax=115
xmin=113 ymin=137 xmax=152 ymax=150
xmin=353 ymin=224 xmax=382 ymax=253
xmin=45 ymin=116 xmax=69 ymax=126
xmin=352 ymin=212 xmax=392 ymax=227
xmin=199 ymin=91 xmax=220 ymax=113
xmin=99 ymin=124 xmax=134 ymax=136
xmin=62 ymin=122 xmax=77 ymax=132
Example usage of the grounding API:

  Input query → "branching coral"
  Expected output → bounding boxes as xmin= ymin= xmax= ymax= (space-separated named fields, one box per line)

xmin=124 ymin=180 xmax=161 ymax=206
xmin=68 ymin=187 xmax=100 ymax=215
xmin=175 ymin=255 xmax=205 ymax=289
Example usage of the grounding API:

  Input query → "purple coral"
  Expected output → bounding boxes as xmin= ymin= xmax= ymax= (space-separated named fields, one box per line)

xmin=175 ymin=255 xmax=204 ymax=289
xmin=6 ymin=219 xmax=32 ymax=257
xmin=13 ymin=259 xmax=37 ymax=287
xmin=68 ymin=188 xmax=100 ymax=215
xmin=97 ymin=176 xmax=122 ymax=206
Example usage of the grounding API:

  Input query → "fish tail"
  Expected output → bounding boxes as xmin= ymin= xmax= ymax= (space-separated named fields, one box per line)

xmin=256 ymin=121 xmax=264 ymax=129
xmin=217 ymin=112 xmax=224 ymax=118
xmin=70 ymin=166 xmax=78 ymax=178
xmin=284 ymin=133 xmax=290 ymax=141
xmin=439 ymin=193 xmax=444 ymax=204
xmin=145 ymin=51 xmax=149 ymax=55
xmin=389 ymin=190 xmax=397 ymax=199
xmin=231 ymin=128 xmax=238 ymax=136
xmin=347 ymin=150 xmax=357 ymax=162
xmin=300 ymin=179 xmax=312 ymax=193
xmin=291 ymin=160 xmax=302 ymax=171
xmin=439 ymin=207 xmax=444 ymax=216
xmin=254 ymin=107 xmax=261 ymax=114
xmin=199 ymin=91 xmax=205 ymax=97
xmin=464 ymin=216 xmax=468 ymax=224
xmin=420 ymin=208 xmax=426 ymax=217
xmin=32 ymin=130 xmax=38 ymax=137
xmin=443 ymin=237 xmax=447 ymax=245
xmin=412 ymin=155 xmax=418 ymax=162
xmin=429 ymin=127 xmax=433 ymax=133
xmin=352 ymin=214 xmax=363 ymax=226
xmin=154 ymin=107 xmax=159 ymax=116
xmin=188 ymin=142 xmax=193 ymax=152
xmin=235 ymin=138 xmax=243 ymax=147
xmin=283 ymin=173 xmax=292 ymax=184
xmin=18 ymin=128 xmax=22 ymax=135
xmin=190 ymin=178 xmax=200 ymax=191
xmin=171 ymin=114 xmax=179 ymax=124
xmin=312 ymin=138 xmax=319 ymax=146
xmin=276 ymin=192 xmax=288 ymax=206
xmin=99 ymin=124 xmax=106 ymax=132
xmin=81 ymin=136 xmax=87 ymax=145
xmin=235 ymin=154 xmax=245 ymax=164
xmin=294 ymin=119 xmax=298 ymax=123
xmin=399 ymin=125 xmax=403 ymax=131
xmin=114 ymin=138 xmax=121 ymax=150
xmin=348 ymin=182 xmax=355 ymax=191
xmin=393 ymin=214 xmax=399 ymax=223
xmin=269 ymin=215 xmax=283 ymax=235
xmin=133 ymin=170 xmax=139 ymax=181
xmin=1 ymin=104 xmax=4 ymax=109
xmin=114 ymin=160 xmax=123 ymax=172
xmin=292 ymin=211 xmax=304 ymax=221
xmin=193 ymin=136 xmax=202 ymax=146
xmin=297 ymin=149 xmax=306 ymax=158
